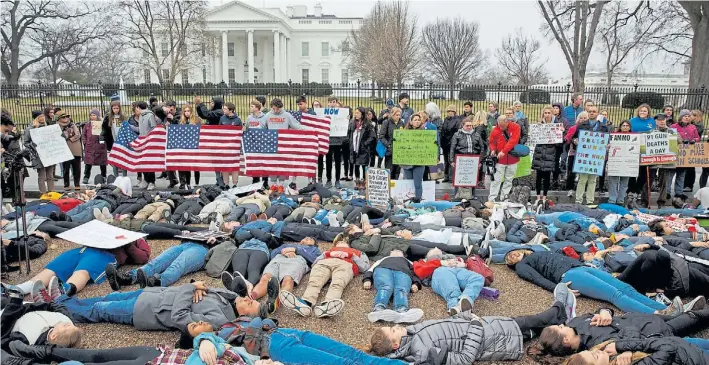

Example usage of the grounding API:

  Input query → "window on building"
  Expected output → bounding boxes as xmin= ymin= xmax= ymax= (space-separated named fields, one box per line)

xmin=228 ymin=42 xmax=235 ymax=57
xmin=162 ymin=69 xmax=170 ymax=82
xmin=161 ymin=42 xmax=168 ymax=57
xmin=321 ymin=68 xmax=329 ymax=83
xmin=228 ymin=69 xmax=235 ymax=83
xmin=144 ymin=69 xmax=151 ymax=84
xmin=182 ymin=70 xmax=189 ymax=84
xmin=302 ymin=69 xmax=310 ymax=84
xmin=301 ymin=42 xmax=309 ymax=57
xmin=321 ymin=42 xmax=329 ymax=57
xmin=202 ymin=68 xmax=207 ymax=83
xmin=201 ymin=44 xmax=206 ymax=57
xmin=254 ymin=42 xmax=258 ymax=57
xmin=341 ymin=69 xmax=349 ymax=84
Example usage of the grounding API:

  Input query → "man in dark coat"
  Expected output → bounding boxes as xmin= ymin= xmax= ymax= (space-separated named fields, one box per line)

xmin=194 ymin=96 xmax=224 ymax=125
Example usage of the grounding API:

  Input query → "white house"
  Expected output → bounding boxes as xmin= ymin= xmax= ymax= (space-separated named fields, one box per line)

xmin=142 ymin=1 xmax=363 ymax=85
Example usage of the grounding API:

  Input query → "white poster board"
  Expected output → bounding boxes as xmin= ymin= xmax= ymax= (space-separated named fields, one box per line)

xmin=29 ymin=124 xmax=74 ymax=166
xmin=453 ymin=155 xmax=480 ymax=187
xmin=229 ymin=182 xmax=265 ymax=195
xmin=57 ymin=220 xmax=147 ymax=249
xmin=644 ymin=131 xmax=670 ymax=155
xmin=315 ymin=108 xmax=349 ymax=137
xmin=366 ymin=168 xmax=390 ymax=209
xmin=390 ymin=180 xmax=435 ymax=204
xmin=529 ymin=123 xmax=564 ymax=145
xmin=607 ymin=133 xmax=640 ymax=177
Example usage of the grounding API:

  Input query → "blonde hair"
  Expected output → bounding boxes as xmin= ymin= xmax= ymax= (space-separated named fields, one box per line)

xmin=250 ymin=100 xmax=263 ymax=111
xmin=32 ymin=114 xmax=46 ymax=128
xmin=364 ymin=328 xmax=394 ymax=356
xmin=179 ymin=105 xmax=200 ymax=125
xmin=691 ymin=109 xmax=704 ymax=122
xmin=390 ymin=107 xmax=402 ymax=120
xmin=52 ymin=326 xmax=83 ymax=348
xmin=471 ymin=111 xmax=486 ymax=127
xmin=634 ymin=103 xmax=651 ymax=117
xmin=576 ymin=111 xmax=589 ymax=123
xmin=540 ymin=106 xmax=554 ymax=123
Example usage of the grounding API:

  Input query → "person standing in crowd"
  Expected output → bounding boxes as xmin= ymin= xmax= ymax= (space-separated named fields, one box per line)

xmin=532 ymin=107 xmax=560 ymax=211
xmin=177 ymin=105 xmax=202 ymax=190
xmin=685 ymin=109 xmax=706 ymax=191
xmin=583 ymin=99 xmax=595 ymax=112
xmin=462 ymin=101 xmax=473 ymax=118
xmin=256 ymin=96 xmax=268 ymax=113
xmin=629 ymin=103 xmax=655 ymax=133
xmin=440 ymin=105 xmax=460 ymax=183
xmin=342 ymin=105 xmax=353 ymax=182
xmin=105 ymin=101 xmax=126 ymax=177
xmin=245 ymin=100 xmax=267 ymax=186
xmin=671 ymin=109 xmax=700 ymax=196
xmin=450 ymin=114 xmax=487 ymax=194
xmin=513 ymin=100 xmax=526 ymax=120
xmin=265 ymin=98 xmax=302 ymax=190
xmin=423 ymin=103 xmax=442 ymax=183
xmin=694 ymin=110 xmax=708 ymax=188
xmin=56 ymin=113 xmax=82 ymax=191
xmin=488 ymin=115 xmax=521 ymax=202
xmin=365 ymin=107 xmax=380 ymax=168
xmin=379 ymin=98 xmax=395 ymax=125
xmin=487 ymin=102 xmax=499 ymax=134
xmin=663 ymin=104 xmax=675 ymax=125
xmin=219 ymin=102 xmax=243 ymax=189
xmin=1 ymin=110 xmax=26 ymax=198
xmin=323 ymin=97 xmax=346 ymax=188
xmin=193 ymin=96 xmax=224 ymax=125
xmin=82 ymin=109 xmax=110 ymax=185
xmin=311 ymin=99 xmax=322 ymax=110
xmin=607 ymin=120 xmax=633 ymax=206
xmin=23 ymin=112 xmax=55 ymax=194
xmin=135 ymin=101 xmax=157 ymax=190
xmin=572 ymin=108 xmax=609 ymax=205
xmin=634 ymin=114 xmax=676 ymax=208
xmin=295 ymin=95 xmax=325 ymax=182
xmin=563 ymin=93 xmax=584 ymax=125
xmin=551 ymin=103 xmax=569 ymax=188
xmin=397 ymin=93 xmax=414 ymax=123
xmin=380 ymin=107 xmax=405 ymax=180
xmin=348 ymin=107 xmax=374 ymax=187
xmin=401 ymin=112 xmax=427 ymax=203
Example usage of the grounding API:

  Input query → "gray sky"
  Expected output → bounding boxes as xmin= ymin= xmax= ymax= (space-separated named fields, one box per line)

xmin=219 ymin=0 xmax=683 ymax=80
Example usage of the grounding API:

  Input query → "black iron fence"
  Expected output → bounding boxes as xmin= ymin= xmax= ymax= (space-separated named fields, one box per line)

xmin=2 ymin=81 xmax=707 ymax=131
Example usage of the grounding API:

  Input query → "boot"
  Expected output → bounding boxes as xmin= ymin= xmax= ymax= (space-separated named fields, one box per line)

xmin=105 ymin=264 xmax=134 ymax=291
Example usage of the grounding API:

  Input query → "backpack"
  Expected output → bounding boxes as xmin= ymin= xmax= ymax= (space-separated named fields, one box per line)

xmin=454 ymin=187 xmax=473 ymax=200
xmin=205 ymin=241 xmax=237 ymax=277
xmin=507 ymin=184 xmax=531 ymax=205
xmin=466 ymin=255 xmax=494 ymax=286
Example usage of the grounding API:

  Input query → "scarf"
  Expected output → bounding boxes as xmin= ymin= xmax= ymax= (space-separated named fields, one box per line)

xmin=461 ymin=128 xmax=474 ymax=134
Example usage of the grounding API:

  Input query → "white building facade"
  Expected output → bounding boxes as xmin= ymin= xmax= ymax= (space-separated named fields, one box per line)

xmin=155 ymin=1 xmax=362 ymax=85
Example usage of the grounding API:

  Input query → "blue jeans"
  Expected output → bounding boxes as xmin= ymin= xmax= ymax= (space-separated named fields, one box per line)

xmin=269 ymin=328 xmax=406 ymax=365
xmin=670 ymin=169 xmax=686 ymax=196
xmin=409 ymin=201 xmax=459 ymax=211
xmin=536 ymin=212 xmax=565 ymax=225
xmin=598 ymin=203 xmax=631 ymax=215
xmin=56 ymin=289 xmax=141 ymax=324
xmin=489 ymin=240 xmax=550 ymax=264
xmin=431 ymin=267 xmax=484 ymax=309
xmin=564 ymin=267 xmax=665 ymax=313
xmin=403 ymin=166 xmax=426 ymax=200
xmin=685 ymin=337 xmax=709 ymax=355
xmin=373 ymin=268 xmax=412 ymax=311
xmin=67 ymin=200 xmax=111 ymax=223
xmin=608 ymin=176 xmax=629 ymax=204
xmin=129 ymin=242 xmax=208 ymax=287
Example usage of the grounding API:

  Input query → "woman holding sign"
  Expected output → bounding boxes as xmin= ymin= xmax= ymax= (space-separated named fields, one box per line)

xmin=379 ymin=107 xmax=405 ymax=179
xmin=607 ymin=120 xmax=633 ymax=206
xmin=450 ymin=114 xmax=487 ymax=194
xmin=401 ymin=112 xmax=427 ymax=203
xmin=532 ymin=107 xmax=561 ymax=210
xmin=572 ymin=109 xmax=610 ymax=205
xmin=23 ymin=112 xmax=55 ymax=194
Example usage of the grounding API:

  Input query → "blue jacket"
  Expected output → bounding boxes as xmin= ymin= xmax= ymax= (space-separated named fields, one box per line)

xmin=563 ymin=105 xmax=584 ymax=125
xmin=219 ymin=113 xmax=243 ymax=126
xmin=271 ymin=195 xmax=298 ymax=208
xmin=629 ymin=116 xmax=656 ymax=133
xmin=234 ymin=220 xmax=285 ymax=238
xmin=270 ymin=243 xmax=321 ymax=264
xmin=238 ymin=238 xmax=269 ymax=256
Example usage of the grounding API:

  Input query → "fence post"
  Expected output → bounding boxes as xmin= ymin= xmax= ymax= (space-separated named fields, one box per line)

xmin=632 ymin=83 xmax=639 ymax=118
xmin=287 ymin=79 xmax=293 ymax=110
xmin=38 ymin=80 xmax=45 ymax=109
xmin=565 ymin=83 xmax=571 ymax=106
xmin=98 ymin=81 xmax=105 ymax=112
xmin=496 ymin=81 xmax=502 ymax=106
xmin=357 ymin=79 xmax=361 ymax=107
xmin=700 ymin=84 xmax=707 ymax=112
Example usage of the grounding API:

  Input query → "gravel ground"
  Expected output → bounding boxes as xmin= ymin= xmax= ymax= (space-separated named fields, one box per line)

xmin=6 ymin=236 xmax=708 ymax=364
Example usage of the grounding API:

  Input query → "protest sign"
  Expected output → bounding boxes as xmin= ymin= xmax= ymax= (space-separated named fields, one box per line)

xmin=635 ymin=212 xmax=687 ymax=232
xmin=607 ymin=133 xmax=641 ymax=177
xmin=640 ymin=131 xmax=677 ymax=166
xmin=57 ymin=220 xmax=147 ymax=249
xmin=29 ymin=124 xmax=74 ymax=166
xmin=677 ymin=142 xmax=709 ymax=167
xmin=90 ymin=121 xmax=102 ymax=136
xmin=175 ymin=230 xmax=229 ymax=242
xmin=392 ymin=130 xmax=438 ymax=166
xmin=390 ymin=180 xmax=435 ymax=203
xmin=453 ymin=155 xmax=480 ymax=187
xmin=529 ymin=123 xmax=564 ymax=145
xmin=366 ymin=167 xmax=390 ymax=209
xmin=230 ymin=182 xmax=266 ymax=195
xmin=573 ymin=130 xmax=609 ymax=176
xmin=315 ymin=108 xmax=349 ymax=137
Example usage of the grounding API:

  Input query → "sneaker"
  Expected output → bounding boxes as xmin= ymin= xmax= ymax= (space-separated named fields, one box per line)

xmin=279 ymin=290 xmax=312 ymax=317
xmin=313 ymin=299 xmax=345 ymax=318
xmin=93 ymin=207 xmax=105 ymax=220
xmin=162 ymin=209 xmax=171 ymax=221
xmin=105 ymin=264 xmax=133 ymax=291
xmin=30 ymin=281 xmax=45 ymax=303
xmin=683 ymin=187 xmax=692 ymax=192
xmin=277 ymin=185 xmax=284 ymax=193
xmin=265 ymin=275 xmax=280 ymax=314
xmin=360 ymin=213 xmax=370 ymax=226
xmin=367 ymin=309 xmax=401 ymax=323
xmin=449 ymin=303 xmax=462 ymax=316
xmin=136 ymin=268 xmax=149 ymax=289
xmin=248 ymin=213 xmax=258 ymax=222
xmin=653 ymin=292 xmax=672 ymax=306
xmin=208 ymin=220 xmax=220 ymax=232
xmin=47 ymin=276 xmax=64 ymax=301
xmin=147 ymin=183 xmax=155 ymax=191
xmin=395 ymin=308 xmax=424 ymax=323
xmin=658 ymin=296 xmax=684 ymax=316
xmin=335 ymin=181 xmax=342 ymax=189
xmin=458 ymin=296 xmax=474 ymax=313
xmin=327 ymin=214 xmax=340 ymax=227
xmin=145 ymin=274 xmax=160 ymax=287
xmin=683 ymin=295 xmax=706 ymax=312
xmin=222 ymin=271 xmax=249 ymax=297
xmin=82 ymin=177 xmax=90 ymax=185
xmin=221 ymin=271 xmax=234 ymax=291
xmin=186 ymin=212 xmax=201 ymax=224
xmin=258 ymin=213 xmax=267 ymax=220
xmin=553 ymin=283 xmax=577 ymax=323
xmin=137 ymin=181 xmax=148 ymax=189
xmin=102 ymin=207 xmax=111 ymax=220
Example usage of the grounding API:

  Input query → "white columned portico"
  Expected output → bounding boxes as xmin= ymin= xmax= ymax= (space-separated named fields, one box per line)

xmin=285 ymin=37 xmax=290 ymax=81
xmin=211 ymin=37 xmax=218 ymax=83
xmin=280 ymin=33 xmax=287 ymax=81
xmin=247 ymin=29 xmax=255 ymax=83
xmin=273 ymin=30 xmax=281 ymax=82
xmin=221 ymin=30 xmax=229 ymax=83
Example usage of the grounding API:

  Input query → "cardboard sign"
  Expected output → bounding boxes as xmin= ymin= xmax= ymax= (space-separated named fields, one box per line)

xmin=392 ymin=130 xmax=438 ymax=166
xmin=677 ymin=142 xmax=709 ymax=167
xmin=390 ymin=180 xmax=435 ymax=203
xmin=229 ymin=182 xmax=266 ymax=195
xmin=640 ymin=131 xmax=678 ymax=166
xmin=315 ymin=108 xmax=349 ymax=137
xmin=573 ymin=130 xmax=609 ymax=176
xmin=57 ymin=220 xmax=147 ymax=249
xmin=175 ymin=230 xmax=229 ymax=242
xmin=453 ymin=155 xmax=480 ymax=187
xmin=529 ymin=123 xmax=564 ymax=145
xmin=90 ymin=121 xmax=102 ymax=136
xmin=607 ymin=133 xmax=641 ymax=177
xmin=366 ymin=167 xmax=390 ymax=209
xmin=29 ymin=124 xmax=74 ymax=166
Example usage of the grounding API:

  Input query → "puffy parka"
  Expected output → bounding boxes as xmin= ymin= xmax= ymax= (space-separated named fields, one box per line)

xmin=615 ymin=336 xmax=709 ymax=365
xmin=449 ymin=126 xmax=487 ymax=163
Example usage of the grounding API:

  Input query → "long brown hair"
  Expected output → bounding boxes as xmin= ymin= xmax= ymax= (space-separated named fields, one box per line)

xmin=405 ymin=112 xmax=425 ymax=129
xmin=107 ymin=101 xmax=126 ymax=123
xmin=179 ymin=104 xmax=201 ymax=125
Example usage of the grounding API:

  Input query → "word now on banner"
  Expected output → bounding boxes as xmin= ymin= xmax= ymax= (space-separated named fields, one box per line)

xmin=392 ymin=130 xmax=438 ymax=166
xmin=573 ymin=130 xmax=609 ymax=176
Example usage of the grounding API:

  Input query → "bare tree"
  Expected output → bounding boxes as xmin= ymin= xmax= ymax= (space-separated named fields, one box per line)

xmin=0 ymin=0 xmax=107 ymax=85
xmin=537 ymin=0 xmax=609 ymax=91
xmin=421 ymin=18 xmax=482 ymax=98
xmin=677 ymin=1 xmax=708 ymax=109
xmin=117 ymin=0 xmax=209 ymax=86
xmin=642 ymin=1 xmax=692 ymax=62
xmin=497 ymin=29 xmax=548 ymax=87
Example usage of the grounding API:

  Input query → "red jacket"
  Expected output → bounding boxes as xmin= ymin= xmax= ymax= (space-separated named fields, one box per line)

xmin=413 ymin=259 xmax=442 ymax=279
xmin=324 ymin=247 xmax=363 ymax=275
xmin=489 ymin=122 xmax=521 ymax=165
xmin=110 ymin=238 xmax=151 ymax=265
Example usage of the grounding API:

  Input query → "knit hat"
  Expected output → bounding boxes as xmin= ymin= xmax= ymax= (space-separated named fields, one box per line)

xmin=679 ymin=109 xmax=691 ymax=119
xmin=31 ymin=110 xmax=43 ymax=119
xmin=385 ymin=98 xmax=395 ymax=107
xmin=446 ymin=105 xmax=457 ymax=113
xmin=90 ymin=108 xmax=101 ymax=119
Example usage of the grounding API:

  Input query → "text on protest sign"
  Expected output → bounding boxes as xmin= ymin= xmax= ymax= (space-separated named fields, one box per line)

xmin=607 ymin=133 xmax=641 ymax=177
xmin=366 ymin=168 xmax=390 ymax=209
xmin=57 ymin=220 xmax=148 ymax=249
xmin=528 ymin=123 xmax=564 ymax=145
xmin=640 ymin=131 xmax=677 ymax=166
xmin=677 ymin=142 xmax=709 ymax=167
xmin=392 ymin=130 xmax=438 ymax=166
xmin=315 ymin=108 xmax=349 ymax=137
xmin=390 ymin=180 xmax=435 ymax=203
xmin=573 ymin=130 xmax=609 ymax=176
xmin=453 ymin=155 xmax=480 ymax=187
xmin=29 ymin=124 xmax=74 ymax=167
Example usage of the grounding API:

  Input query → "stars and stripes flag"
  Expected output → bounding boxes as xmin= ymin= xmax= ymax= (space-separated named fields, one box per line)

xmin=165 ymin=125 xmax=242 ymax=172
xmin=288 ymin=110 xmax=330 ymax=155
xmin=107 ymin=122 xmax=166 ymax=172
xmin=242 ymin=129 xmax=319 ymax=177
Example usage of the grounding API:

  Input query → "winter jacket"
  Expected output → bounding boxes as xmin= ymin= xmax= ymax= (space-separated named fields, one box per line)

xmin=515 ymin=252 xmax=584 ymax=291
xmin=505 ymin=219 xmax=548 ymax=243
xmin=10 ymin=310 xmax=73 ymax=346
xmin=2 ymin=236 xmax=47 ymax=265
xmin=449 ymin=128 xmax=487 ymax=163
xmin=219 ymin=113 xmax=243 ymax=126
xmin=671 ymin=123 xmax=700 ymax=143
xmin=109 ymin=238 xmax=151 ymax=266
xmin=348 ymin=120 xmax=375 ymax=166
xmin=615 ymin=337 xmax=709 ymax=365
xmin=270 ymin=243 xmax=321 ymax=264
xmin=103 ymin=115 xmax=121 ymax=151
xmin=264 ymin=110 xmax=302 ymax=130
xmin=350 ymin=233 xmax=411 ymax=262
xmin=569 ymin=310 xmax=674 ymax=351
xmin=399 ymin=104 xmax=414 ymax=123
xmin=82 ymin=120 xmax=110 ymax=165
xmin=517 ymin=118 xmax=530 ymax=145
xmin=573 ymin=118 xmax=611 ymax=139
xmin=2 ymin=213 xmax=49 ymax=240
xmin=245 ymin=112 xmax=266 ymax=130
xmin=22 ymin=124 xmax=51 ymax=168
xmin=379 ymin=118 xmax=406 ymax=156
xmin=0 ymin=301 xmax=74 ymax=349
xmin=362 ymin=256 xmax=422 ymax=289
xmin=563 ymin=105 xmax=584 ymax=125
xmin=486 ymin=112 xmax=499 ymax=133
xmin=235 ymin=192 xmax=270 ymax=212
xmin=440 ymin=116 xmax=461 ymax=149
xmin=59 ymin=122 xmax=82 ymax=157
xmin=238 ymin=238 xmax=270 ymax=256
xmin=489 ymin=121 xmax=522 ymax=165
xmin=196 ymin=97 xmax=224 ymax=125
xmin=390 ymin=313 xmax=524 ymax=364
xmin=137 ymin=109 xmax=157 ymax=136
xmin=629 ymin=116 xmax=656 ymax=133
xmin=532 ymin=136 xmax=559 ymax=173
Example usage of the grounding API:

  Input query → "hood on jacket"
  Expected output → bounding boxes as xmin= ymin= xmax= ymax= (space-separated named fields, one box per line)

xmin=212 ymin=97 xmax=224 ymax=111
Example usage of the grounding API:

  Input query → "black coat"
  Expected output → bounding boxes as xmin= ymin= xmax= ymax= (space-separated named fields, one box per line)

xmin=379 ymin=118 xmax=405 ymax=156
xmin=196 ymin=97 xmax=224 ymax=125
xmin=569 ymin=311 xmax=674 ymax=351
xmin=440 ymin=116 xmax=461 ymax=149
xmin=449 ymin=127 xmax=487 ymax=163
xmin=615 ymin=337 xmax=709 ymax=365
xmin=516 ymin=117 xmax=530 ymax=145
xmin=1 ymin=236 xmax=47 ymax=265
xmin=515 ymin=252 xmax=583 ymax=291
xmin=348 ymin=121 xmax=374 ymax=166
xmin=532 ymin=143 xmax=559 ymax=172
xmin=573 ymin=119 xmax=611 ymax=139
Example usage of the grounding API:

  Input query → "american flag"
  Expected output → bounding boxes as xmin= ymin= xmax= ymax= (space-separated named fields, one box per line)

xmin=165 ymin=124 xmax=242 ymax=172
xmin=108 ymin=122 xmax=166 ymax=172
xmin=242 ymin=129 xmax=319 ymax=177
xmin=288 ymin=110 xmax=330 ymax=154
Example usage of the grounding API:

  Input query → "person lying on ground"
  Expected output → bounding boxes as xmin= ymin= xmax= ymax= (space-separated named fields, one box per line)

xmin=344 ymin=224 xmax=469 ymax=260
xmin=284 ymin=195 xmax=322 ymax=223
xmin=649 ymin=218 xmax=708 ymax=241
xmin=504 ymin=212 xmax=550 ymax=244
xmin=555 ymin=337 xmax=709 ymax=365
xmin=193 ymin=189 xmax=240 ymax=226
xmin=483 ymin=240 xmax=599 ymax=265
xmin=227 ymin=192 xmax=271 ymax=224
xmin=47 ymin=178 xmax=133 ymax=224
xmin=169 ymin=185 xmax=223 ymax=225
xmin=263 ymin=195 xmax=297 ymax=220
xmin=363 ymin=249 xmax=423 ymax=324
xmin=1 ymin=235 xmax=47 ymax=268
xmin=223 ymin=236 xmax=284 ymax=288
xmin=1 ymin=214 xmax=78 ymax=240
xmin=225 ymin=217 xmax=344 ymax=244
